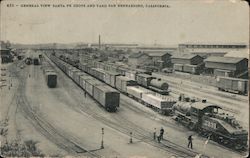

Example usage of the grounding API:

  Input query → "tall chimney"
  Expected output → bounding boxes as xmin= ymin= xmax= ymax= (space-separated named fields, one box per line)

xmin=99 ymin=35 xmax=101 ymax=49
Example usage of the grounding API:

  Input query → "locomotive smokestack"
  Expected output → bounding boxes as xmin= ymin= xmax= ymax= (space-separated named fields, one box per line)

xmin=99 ymin=34 xmax=101 ymax=49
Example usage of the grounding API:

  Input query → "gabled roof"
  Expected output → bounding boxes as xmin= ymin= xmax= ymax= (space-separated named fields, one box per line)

xmin=204 ymin=56 xmax=247 ymax=64
xmin=171 ymin=54 xmax=200 ymax=59
xmin=129 ymin=52 xmax=148 ymax=58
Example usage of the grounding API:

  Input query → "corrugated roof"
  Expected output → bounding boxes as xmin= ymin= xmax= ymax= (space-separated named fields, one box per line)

xmin=204 ymin=56 xmax=247 ymax=64
xmin=171 ymin=54 xmax=199 ymax=59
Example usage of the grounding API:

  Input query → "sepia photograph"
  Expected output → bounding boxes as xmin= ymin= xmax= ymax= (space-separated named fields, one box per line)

xmin=0 ymin=0 xmax=249 ymax=157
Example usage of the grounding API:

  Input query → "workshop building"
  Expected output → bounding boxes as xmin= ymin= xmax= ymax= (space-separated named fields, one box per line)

xmin=204 ymin=56 xmax=248 ymax=78
xmin=128 ymin=52 xmax=150 ymax=68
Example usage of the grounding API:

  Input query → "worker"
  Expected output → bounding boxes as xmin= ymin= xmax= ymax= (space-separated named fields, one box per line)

xmin=153 ymin=128 xmax=156 ymax=140
xmin=158 ymin=127 xmax=164 ymax=143
xmin=188 ymin=135 xmax=193 ymax=149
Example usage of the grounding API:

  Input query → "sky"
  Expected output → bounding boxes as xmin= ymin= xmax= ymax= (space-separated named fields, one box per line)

xmin=0 ymin=0 xmax=249 ymax=45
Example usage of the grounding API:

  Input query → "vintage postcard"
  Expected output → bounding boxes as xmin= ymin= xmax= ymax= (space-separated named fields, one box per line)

xmin=0 ymin=0 xmax=249 ymax=157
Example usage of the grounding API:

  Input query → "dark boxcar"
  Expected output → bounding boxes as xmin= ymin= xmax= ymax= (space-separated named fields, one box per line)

xmin=93 ymin=85 xmax=120 ymax=112
xmin=33 ymin=58 xmax=40 ymax=65
xmin=46 ymin=72 xmax=57 ymax=88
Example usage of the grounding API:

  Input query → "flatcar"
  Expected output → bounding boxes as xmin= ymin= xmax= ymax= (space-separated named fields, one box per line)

xmin=216 ymin=76 xmax=248 ymax=95
xmin=173 ymin=101 xmax=248 ymax=151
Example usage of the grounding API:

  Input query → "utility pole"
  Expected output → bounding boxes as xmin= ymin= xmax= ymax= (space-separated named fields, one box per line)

xmin=101 ymin=128 xmax=104 ymax=149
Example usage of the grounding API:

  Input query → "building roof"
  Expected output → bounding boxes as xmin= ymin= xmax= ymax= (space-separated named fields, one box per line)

xmin=204 ymin=56 xmax=247 ymax=64
xmin=145 ymin=51 xmax=172 ymax=57
xmin=179 ymin=42 xmax=247 ymax=46
xmin=129 ymin=52 xmax=148 ymax=58
xmin=171 ymin=54 xmax=200 ymax=59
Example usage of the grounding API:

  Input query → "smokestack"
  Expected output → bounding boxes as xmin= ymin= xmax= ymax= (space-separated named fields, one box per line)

xmin=99 ymin=35 xmax=101 ymax=49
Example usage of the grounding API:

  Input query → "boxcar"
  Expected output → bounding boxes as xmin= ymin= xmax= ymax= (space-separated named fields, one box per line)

xmin=173 ymin=64 xmax=183 ymax=72
xmin=183 ymin=64 xmax=197 ymax=74
xmin=125 ymin=70 xmax=137 ymax=80
xmin=135 ymin=73 xmax=155 ymax=87
xmin=93 ymin=85 xmax=120 ymax=111
xmin=216 ymin=77 xmax=248 ymax=95
xmin=104 ymin=71 xmax=121 ymax=87
xmin=79 ymin=76 xmax=94 ymax=90
xmin=46 ymin=72 xmax=57 ymax=88
xmin=115 ymin=76 xmax=137 ymax=93
xmin=73 ymin=71 xmax=87 ymax=85
xmin=85 ymin=80 xmax=105 ymax=96
xmin=33 ymin=58 xmax=40 ymax=65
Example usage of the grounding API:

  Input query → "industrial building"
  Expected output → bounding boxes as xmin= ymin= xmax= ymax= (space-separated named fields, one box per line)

xmin=128 ymin=52 xmax=150 ymax=68
xmin=146 ymin=52 xmax=172 ymax=69
xmin=171 ymin=54 xmax=204 ymax=74
xmin=178 ymin=43 xmax=247 ymax=54
xmin=171 ymin=54 xmax=203 ymax=65
xmin=204 ymin=56 xmax=248 ymax=78
xmin=190 ymin=52 xmax=227 ymax=58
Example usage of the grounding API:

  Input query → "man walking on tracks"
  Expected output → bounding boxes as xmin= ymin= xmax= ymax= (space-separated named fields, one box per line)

xmin=158 ymin=127 xmax=164 ymax=143
xmin=188 ymin=135 xmax=193 ymax=149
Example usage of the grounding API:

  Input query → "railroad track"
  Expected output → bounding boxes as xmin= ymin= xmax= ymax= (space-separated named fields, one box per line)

xmin=155 ymin=73 xmax=248 ymax=103
xmin=15 ymin=66 xmax=101 ymax=157
xmin=170 ymin=89 xmax=240 ymax=115
xmin=45 ymin=56 xmax=205 ymax=157
xmin=165 ymin=78 xmax=247 ymax=109
xmin=80 ymin=99 xmax=208 ymax=158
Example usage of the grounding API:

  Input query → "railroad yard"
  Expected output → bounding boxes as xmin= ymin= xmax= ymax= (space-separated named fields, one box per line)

xmin=0 ymin=48 xmax=248 ymax=158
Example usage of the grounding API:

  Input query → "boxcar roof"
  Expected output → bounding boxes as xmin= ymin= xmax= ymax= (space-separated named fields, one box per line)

xmin=136 ymin=73 xmax=153 ymax=78
xmin=95 ymin=85 xmax=117 ymax=92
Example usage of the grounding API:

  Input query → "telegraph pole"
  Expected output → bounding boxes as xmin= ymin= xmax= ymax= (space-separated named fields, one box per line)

xmin=101 ymin=128 xmax=104 ymax=149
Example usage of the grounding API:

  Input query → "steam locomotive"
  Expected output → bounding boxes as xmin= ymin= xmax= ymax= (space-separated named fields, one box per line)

xmin=173 ymin=98 xmax=248 ymax=151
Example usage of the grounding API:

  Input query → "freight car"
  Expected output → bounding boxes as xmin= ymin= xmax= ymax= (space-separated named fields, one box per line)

xmin=45 ymin=71 xmax=57 ymax=88
xmin=135 ymin=73 xmax=170 ymax=95
xmin=33 ymin=58 xmax=40 ymax=65
xmin=216 ymin=76 xmax=248 ymax=95
xmin=173 ymin=101 xmax=248 ymax=151
xmin=115 ymin=76 xmax=137 ymax=93
xmin=41 ymin=61 xmax=57 ymax=88
xmin=93 ymin=85 xmax=120 ymax=112
xmin=149 ymin=79 xmax=170 ymax=95
xmin=126 ymin=86 xmax=176 ymax=115
xmin=48 ymin=54 xmax=120 ymax=112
